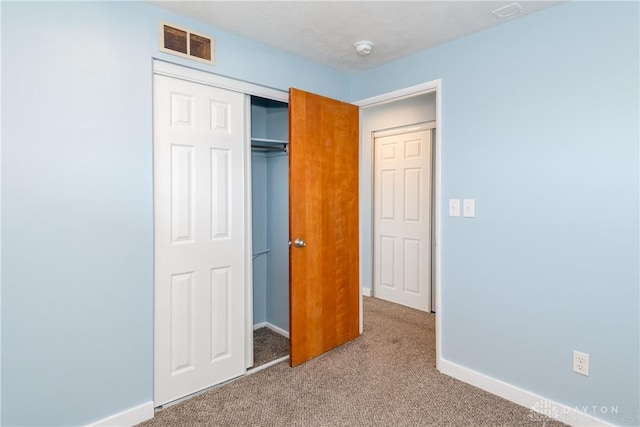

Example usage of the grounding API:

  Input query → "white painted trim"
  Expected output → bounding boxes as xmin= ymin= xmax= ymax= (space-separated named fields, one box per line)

xmin=247 ymin=356 xmax=290 ymax=375
xmin=359 ymin=208 xmax=364 ymax=334
xmin=433 ymin=82 xmax=443 ymax=369
xmin=253 ymin=322 xmax=267 ymax=330
xmin=153 ymin=59 xmax=288 ymax=102
xmin=87 ymin=401 xmax=154 ymax=427
xmin=0 ymin=3 xmax=3 ymax=420
xmin=371 ymin=125 xmax=433 ymax=312
xmin=362 ymin=288 xmax=372 ymax=297
xmin=354 ymin=81 xmax=437 ymax=108
xmin=253 ymin=322 xmax=290 ymax=339
xmin=373 ymin=121 xmax=436 ymax=139
xmin=439 ymin=360 xmax=614 ymax=427
xmin=357 ymin=106 xmax=372 ymax=336
xmin=244 ymin=95 xmax=254 ymax=371
xmin=265 ymin=322 xmax=290 ymax=339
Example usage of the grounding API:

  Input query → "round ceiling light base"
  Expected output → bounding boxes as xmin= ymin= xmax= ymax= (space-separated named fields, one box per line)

xmin=354 ymin=40 xmax=374 ymax=56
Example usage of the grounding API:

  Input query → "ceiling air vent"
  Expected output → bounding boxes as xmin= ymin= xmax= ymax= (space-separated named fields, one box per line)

xmin=160 ymin=22 xmax=214 ymax=65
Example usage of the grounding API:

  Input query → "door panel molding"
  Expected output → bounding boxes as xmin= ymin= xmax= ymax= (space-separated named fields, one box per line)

xmin=373 ymin=129 xmax=432 ymax=311
xmin=154 ymin=73 xmax=246 ymax=406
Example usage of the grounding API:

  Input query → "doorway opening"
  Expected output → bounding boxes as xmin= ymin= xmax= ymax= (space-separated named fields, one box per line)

xmin=372 ymin=122 xmax=436 ymax=312
xmin=356 ymin=81 xmax=442 ymax=366
xmin=247 ymin=89 xmax=361 ymax=370
xmin=248 ymin=95 xmax=290 ymax=371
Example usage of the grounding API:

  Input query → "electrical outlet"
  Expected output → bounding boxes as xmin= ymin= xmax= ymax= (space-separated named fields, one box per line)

xmin=573 ymin=350 xmax=590 ymax=376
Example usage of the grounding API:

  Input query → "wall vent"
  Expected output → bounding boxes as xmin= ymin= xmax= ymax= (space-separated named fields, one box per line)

xmin=160 ymin=22 xmax=214 ymax=65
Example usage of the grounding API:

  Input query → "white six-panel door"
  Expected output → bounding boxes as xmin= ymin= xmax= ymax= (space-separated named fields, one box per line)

xmin=374 ymin=129 xmax=432 ymax=312
xmin=154 ymin=74 xmax=246 ymax=405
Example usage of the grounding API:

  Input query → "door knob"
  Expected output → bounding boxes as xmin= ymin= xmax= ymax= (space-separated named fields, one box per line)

xmin=294 ymin=238 xmax=307 ymax=248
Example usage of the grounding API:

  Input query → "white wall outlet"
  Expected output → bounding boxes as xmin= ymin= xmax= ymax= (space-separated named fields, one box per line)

xmin=448 ymin=199 xmax=460 ymax=217
xmin=573 ymin=350 xmax=590 ymax=376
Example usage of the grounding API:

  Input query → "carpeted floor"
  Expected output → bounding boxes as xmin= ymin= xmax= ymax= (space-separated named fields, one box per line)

xmin=140 ymin=297 xmax=565 ymax=426
xmin=252 ymin=327 xmax=289 ymax=368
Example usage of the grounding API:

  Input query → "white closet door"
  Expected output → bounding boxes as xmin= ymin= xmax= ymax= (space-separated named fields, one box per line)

xmin=374 ymin=129 xmax=431 ymax=311
xmin=154 ymin=74 xmax=246 ymax=406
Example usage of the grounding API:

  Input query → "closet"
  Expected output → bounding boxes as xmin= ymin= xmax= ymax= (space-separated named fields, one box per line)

xmin=250 ymin=96 xmax=290 ymax=369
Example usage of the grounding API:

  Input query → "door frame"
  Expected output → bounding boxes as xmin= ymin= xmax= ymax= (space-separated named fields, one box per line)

xmin=372 ymin=122 xmax=436 ymax=311
xmin=354 ymin=80 xmax=442 ymax=367
xmin=152 ymin=59 xmax=288 ymax=386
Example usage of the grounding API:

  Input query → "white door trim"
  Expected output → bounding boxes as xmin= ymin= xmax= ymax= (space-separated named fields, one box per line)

xmin=373 ymin=121 xmax=436 ymax=138
xmin=243 ymin=94 xmax=254 ymax=370
xmin=354 ymin=79 xmax=442 ymax=368
xmin=153 ymin=60 xmax=289 ymax=103
xmin=353 ymin=81 xmax=439 ymax=108
xmin=373 ymin=127 xmax=433 ymax=312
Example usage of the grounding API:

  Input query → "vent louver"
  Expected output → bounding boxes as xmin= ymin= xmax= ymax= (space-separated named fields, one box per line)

xmin=160 ymin=22 xmax=214 ymax=64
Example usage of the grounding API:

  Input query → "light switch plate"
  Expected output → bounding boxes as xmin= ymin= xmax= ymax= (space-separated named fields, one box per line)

xmin=449 ymin=199 xmax=460 ymax=217
xmin=463 ymin=199 xmax=475 ymax=217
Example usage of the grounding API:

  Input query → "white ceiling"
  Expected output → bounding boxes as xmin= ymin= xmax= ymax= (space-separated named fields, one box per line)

xmin=151 ymin=1 xmax=563 ymax=73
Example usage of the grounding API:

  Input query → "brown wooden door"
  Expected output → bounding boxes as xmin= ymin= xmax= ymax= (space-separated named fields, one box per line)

xmin=288 ymin=88 xmax=360 ymax=367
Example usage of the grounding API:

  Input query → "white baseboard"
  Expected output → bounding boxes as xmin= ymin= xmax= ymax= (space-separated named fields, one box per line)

xmin=247 ymin=355 xmax=290 ymax=375
xmin=88 ymin=401 xmax=154 ymax=427
xmin=362 ymin=288 xmax=372 ymax=297
xmin=265 ymin=322 xmax=289 ymax=338
xmin=253 ymin=322 xmax=267 ymax=330
xmin=438 ymin=359 xmax=614 ymax=427
xmin=254 ymin=321 xmax=289 ymax=338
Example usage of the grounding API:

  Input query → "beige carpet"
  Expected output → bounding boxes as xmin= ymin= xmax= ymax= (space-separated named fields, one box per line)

xmin=141 ymin=297 xmax=564 ymax=426
xmin=252 ymin=327 xmax=289 ymax=368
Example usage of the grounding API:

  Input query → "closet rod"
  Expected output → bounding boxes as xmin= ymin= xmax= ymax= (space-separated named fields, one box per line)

xmin=251 ymin=144 xmax=287 ymax=153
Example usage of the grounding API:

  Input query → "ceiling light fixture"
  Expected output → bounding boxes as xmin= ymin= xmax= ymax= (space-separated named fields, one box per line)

xmin=492 ymin=2 xmax=523 ymax=19
xmin=354 ymin=40 xmax=374 ymax=56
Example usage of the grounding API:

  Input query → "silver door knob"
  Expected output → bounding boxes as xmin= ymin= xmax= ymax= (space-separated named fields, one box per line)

xmin=294 ymin=238 xmax=307 ymax=248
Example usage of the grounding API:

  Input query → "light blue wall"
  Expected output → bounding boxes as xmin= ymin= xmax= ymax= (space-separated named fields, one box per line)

xmin=1 ymin=1 xmax=348 ymax=425
xmin=251 ymin=101 xmax=269 ymax=326
xmin=2 ymin=3 xmax=156 ymax=426
xmin=266 ymin=154 xmax=290 ymax=333
xmin=266 ymin=105 xmax=289 ymax=142
xmin=251 ymin=152 xmax=268 ymax=326
xmin=360 ymin=94 xmax=437 ymax=294
xmin=0 ymin=2 xmax=3 ymax=421
xmin=2 ymin=0 xmax=638 ymax=426
xmin=250 ymin=99 xmax=289 ymax=332
xmin=354 ymin=2 xmax=639 ymax=425
xmin=265 ymin=105 xmax=290 ymax=332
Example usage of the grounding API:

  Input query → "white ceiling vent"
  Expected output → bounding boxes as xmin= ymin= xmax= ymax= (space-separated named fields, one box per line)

xmin=160 ymin=22 xmax=215 ymax=65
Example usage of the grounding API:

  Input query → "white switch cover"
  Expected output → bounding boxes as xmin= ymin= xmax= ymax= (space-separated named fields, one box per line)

xmin=449 ymin=199 xmax=460 ymax=217
xmin=463 ymin=199 xmax=475 ymax=217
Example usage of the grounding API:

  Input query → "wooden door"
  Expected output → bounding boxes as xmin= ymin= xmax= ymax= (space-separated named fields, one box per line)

xmin=289 ymin=88 xmax=360 ymax=367
xmin=154 ymin=75 xmax=246 ymax=405
xmin=374 ymin=129 xmax=432 ymax=311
